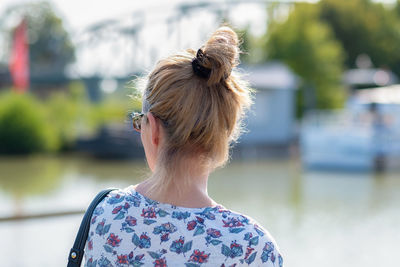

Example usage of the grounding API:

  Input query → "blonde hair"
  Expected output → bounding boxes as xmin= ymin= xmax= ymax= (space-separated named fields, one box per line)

xmin=141 ymin=26 xmax=252 ymax=194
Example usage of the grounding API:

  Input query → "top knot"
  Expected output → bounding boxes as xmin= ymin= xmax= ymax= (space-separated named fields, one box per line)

xmin=192 ymin=49 xmax=211 ymax=79
xmin=200 ymin=26 xmax=240 ymax=86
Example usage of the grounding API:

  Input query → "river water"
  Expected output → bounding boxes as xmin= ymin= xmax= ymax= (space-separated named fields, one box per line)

xmin=0 ymin=155 xmax=399 ymax=267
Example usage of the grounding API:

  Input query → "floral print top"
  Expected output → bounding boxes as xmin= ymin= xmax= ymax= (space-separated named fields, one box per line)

xmin=84 ymin=186 xmax=284 ymax=267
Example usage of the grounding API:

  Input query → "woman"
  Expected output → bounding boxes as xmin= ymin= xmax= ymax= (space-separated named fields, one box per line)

xmin=84 ymin=26 xmax=283 ymax=267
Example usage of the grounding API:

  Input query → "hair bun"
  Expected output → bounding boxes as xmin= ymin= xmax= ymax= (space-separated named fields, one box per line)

xmin=201 ymin=26 xmax=240 ymax=86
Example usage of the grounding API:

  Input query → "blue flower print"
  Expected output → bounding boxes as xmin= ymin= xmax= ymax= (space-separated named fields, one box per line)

xmin=222 ymin=217 xmax=245 ymax=234
xmin=98 ymin=256 xmax=112 ymax=267
xmin=125 ymin=192 xmax=142 ymax=207
xmin=254 ymin=224 xmax=265 ymax=237
xmin=86 ymin=257 xmax=97 ymax=267
xmin=172 ymin=211 xmax=191 ymax=221
xmin=95 ymin=219 xmax=111 ymax=236
xmin=112 ymin=202 xmax=131 ymax=220
xmin=170 ymin=236 xmax=192 ymax=255
xmin=93 ymin=206 xmax=104 ymax=216
xmin=147 ymin=249 xmax=168 ymax=267
xmin=264 ymin=242 xmax=275 ymax=253
xmin=85 ymin=187 xmax=283 ymax=266
xmin=153 ymin=222 xmax=178 ymax=243
xmin=120 ymin=215 xmax=137 ymax=233
xmin=221 ymin=240 xmax=243 ymax=259
xmin=132 ymin=232 xmax=151 ymax=249
xmin=244 ymin=232 xmax=259 ymax=247
xmin=116 ymin=251 xmax=144 ymax=266
xmin=278 ymin=254 xmax=284 ymax=267
xmin=205 ymin=228 xmax=222 ymax=246
xmin=195 ymin=207 xmax=216 ymax=220
xmin=144 ymin=196 xmax=159 ymax=206
xmin=240 ymin=247 xmax=257 ymax=265
xmin=125 ymin=216 xmax=137 ymax=226
xmin=260 ymin=242 xmax=275 ymax=263
xmin=187 ymin=216 xmax=206 ymax=236
xmin=107 ymin=193 xmax=125 ymax=205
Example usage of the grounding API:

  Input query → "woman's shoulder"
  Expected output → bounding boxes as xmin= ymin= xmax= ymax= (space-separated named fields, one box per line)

xmin=97 ymin=186 xmax=149 ymax=209
xmin=215 ymin=208 xmax=284 ymax=266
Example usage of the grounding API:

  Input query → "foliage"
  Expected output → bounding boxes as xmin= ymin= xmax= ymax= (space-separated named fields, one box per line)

xmin=319 ymin=0 xmax=400 ymax=74
xmin=265 ymin=3 xmax=346 ymax=115
xmin=0 ymin=79 xmax=142 ymax=155
xmin=1 ymin=1 xmax=75 ymax=78
xmin=242 ymin=0 xmax=400 ymax=115
xmin=0 ymin=91 xmax=59 ymax=154
xmin=237 ymin=26 xmax=263 ymax=64
xmin=397 ymin=0 xmax=400 ymax=16
xmin=88 ymin=99 xmax=133 ymax=129
xmin=87 ymin=85 xmax=142 ymax=132
xmin=43 ymin=82 xmax=88 ymax=150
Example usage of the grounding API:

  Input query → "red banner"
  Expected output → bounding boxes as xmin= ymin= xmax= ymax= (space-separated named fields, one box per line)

xmin=9 ymin=19 xmax=30 ymax=93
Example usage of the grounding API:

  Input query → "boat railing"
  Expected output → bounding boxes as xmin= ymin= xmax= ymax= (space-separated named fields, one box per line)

xmin=301 ymin=109 xmax=400 ymax=156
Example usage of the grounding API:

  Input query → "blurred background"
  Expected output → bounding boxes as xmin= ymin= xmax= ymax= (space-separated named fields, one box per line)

xmin=0 ymin=0 xmax=399 ymax=266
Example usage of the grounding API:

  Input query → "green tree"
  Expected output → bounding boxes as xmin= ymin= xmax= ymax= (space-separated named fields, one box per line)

xmin=396 ymin=0 xmax=400 ymax=16
xmin=265 ymin=4 xmax=346 ymax=115
xmin=319 ymin=0 xmax=400 ymax=74
xmin=237 ymin=26 xmax=264 ymax=64
xmin=1 ymin=1 xmax=75 ymax=79
xmin=0 ymin=91 xmax=59 ymax=154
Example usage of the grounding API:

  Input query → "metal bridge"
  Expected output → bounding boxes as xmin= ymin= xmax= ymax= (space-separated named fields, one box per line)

xmin=70 ymin=0 xmax=297 ymax=78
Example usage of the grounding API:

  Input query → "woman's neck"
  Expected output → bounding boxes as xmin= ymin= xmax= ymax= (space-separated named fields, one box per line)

xmin=134 ymin=171 xmax=218 ymax=209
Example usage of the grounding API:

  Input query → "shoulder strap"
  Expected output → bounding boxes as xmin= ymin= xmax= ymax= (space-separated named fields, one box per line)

xmin=67 ymin=188 xmax=117 ymax=267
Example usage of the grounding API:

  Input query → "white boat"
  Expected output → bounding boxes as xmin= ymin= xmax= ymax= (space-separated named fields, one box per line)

xmin=300 ymin=85 xmax=400 ymax=171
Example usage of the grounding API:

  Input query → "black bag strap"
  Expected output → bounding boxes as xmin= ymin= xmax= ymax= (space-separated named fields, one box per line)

xmin=67 ymin=188 xmax=117 ymax=267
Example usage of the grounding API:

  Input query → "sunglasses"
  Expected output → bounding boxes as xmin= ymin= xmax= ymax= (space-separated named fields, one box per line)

xmin=130 ymin=112 xmax=144 ymax=132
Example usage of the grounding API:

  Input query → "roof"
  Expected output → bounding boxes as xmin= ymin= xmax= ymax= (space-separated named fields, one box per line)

xmin=343 ymin=68 xmax=398 ymax=87
xmin=354 ymin=84 xmax=400 ymax=104
xmin=239 ymin=62 xmax=299 ymax=90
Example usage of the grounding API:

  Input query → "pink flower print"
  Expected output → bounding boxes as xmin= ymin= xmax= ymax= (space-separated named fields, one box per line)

xmin=91 ymin=216 xmax=97 ymax=225
xmin=141 ymin=207 xmax=157 ymax=218
xmin=117 ymin=254 xmax=128 ymax=264
xmin=162 ymin=222 xmax=176 ymax=232
xmin=112 ymin=205 xmax=123 ymax=214
xmin=88 ymin=240 xmax=93 ymax=250
xmin=222 ymin=217 xmax=244 ymax=228
xmin=187 ymin=220 xmax=197 ymax=231
xmin=244 ymin=246 xmax=254 ymax=260
xmin=125 ymin=216 xmax=137 ymax=226
xmin=107 ymin=233 xmax=122 ymax=247
xmin=263 ymin=242 xmax=274 ymax=253
xmin=195 ymin=216 xmax=205 ymax=224
xmin=206 ymin=228 xmax=222 ymax=238
xmin=270 ymin=252 xmax=276 ymax=262
xmin=153 ymin=258 xmax=167 ymax=267
xmin=160 ymin=233 xmax=169 ymax=243
xmin=189 ymin=249 xmax=210 ymax=263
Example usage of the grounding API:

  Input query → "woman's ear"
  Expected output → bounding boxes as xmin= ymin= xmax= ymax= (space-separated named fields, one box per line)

xmin=146 ymin=112 xmax=160 ymax=146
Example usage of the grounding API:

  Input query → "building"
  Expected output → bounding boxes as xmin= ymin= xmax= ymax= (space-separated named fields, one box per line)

xmin=236 ymin=62 xmax=299 ymax=158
